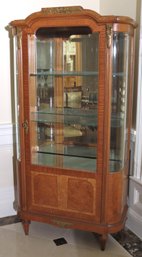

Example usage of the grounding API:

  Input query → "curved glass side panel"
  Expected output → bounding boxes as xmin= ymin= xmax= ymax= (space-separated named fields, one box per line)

xmin=109 ymin=32 xmax=131 ymax=172
xmin=13 ymin=35 xmax=21 ymax=160
xmin=29 ymin=27 xmax=99 ymax=172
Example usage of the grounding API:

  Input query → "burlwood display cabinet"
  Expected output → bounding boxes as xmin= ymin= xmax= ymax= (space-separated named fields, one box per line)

xmin=8 ymin=6 xmax=137 ymax=250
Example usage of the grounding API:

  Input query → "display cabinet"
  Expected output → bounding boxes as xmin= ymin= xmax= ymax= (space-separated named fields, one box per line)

xmin=8 ymin=6 xmax=137 ymax=250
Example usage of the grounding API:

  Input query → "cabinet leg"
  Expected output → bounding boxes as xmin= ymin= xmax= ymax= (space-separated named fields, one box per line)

xmin=22 ymin=220 xmax=31 ymax=235
xmin=99 ymin=234 xmax=108 ymax=251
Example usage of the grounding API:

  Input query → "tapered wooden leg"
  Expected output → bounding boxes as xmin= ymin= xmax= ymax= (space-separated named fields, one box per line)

xmin=93 ymin=232 xmax=108 ymax=250
xmin=22 ymin=220 xmax=31 ymax=235
xmin=99 ymin=234 xmax=108 ymax=251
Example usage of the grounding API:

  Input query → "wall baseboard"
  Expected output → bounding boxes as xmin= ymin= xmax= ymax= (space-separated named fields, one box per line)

xmin=0 ymin=215 xmax=20 ymax=226
xmin=126 ymin=208 xmax=142 ymax=240
xmin=0 ymin=123 xmax=16 ymax=218
xmin=126 ymin=177 xmax=142 ymax=239
xmin=0 ymin=187 xmax=16 ymax=218
xmin=0 ymin=123 xmax=13 ymax=146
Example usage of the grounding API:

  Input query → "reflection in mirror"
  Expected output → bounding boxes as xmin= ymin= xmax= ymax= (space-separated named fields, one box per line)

xmin=29 ymin=27 xmax=99 ymax=172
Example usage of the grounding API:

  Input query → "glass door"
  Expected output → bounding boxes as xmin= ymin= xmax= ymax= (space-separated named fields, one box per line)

xmin=29 ymin=26 xmax=99 ymax=172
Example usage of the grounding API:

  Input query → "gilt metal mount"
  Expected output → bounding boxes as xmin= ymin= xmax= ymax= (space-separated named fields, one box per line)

xmin=106 ymin=24 xmax=113 ymax=48
xmin=22 ymin=120 xmax=29 ymax=135
xmin=41 ymin=6 xmax=83 ymax=15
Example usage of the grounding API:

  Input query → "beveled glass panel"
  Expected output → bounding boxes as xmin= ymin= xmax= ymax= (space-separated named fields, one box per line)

xmin=110 ymin=32 xmax=130 ymax=172
xmin=29 ymin=27 xmax=99 ymax=172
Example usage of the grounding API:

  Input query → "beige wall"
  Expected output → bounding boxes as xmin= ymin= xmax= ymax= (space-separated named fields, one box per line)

xmin=100 ymin=0 xmax=137 ymax=19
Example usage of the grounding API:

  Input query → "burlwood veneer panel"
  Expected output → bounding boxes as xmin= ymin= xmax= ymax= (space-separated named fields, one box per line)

xmin=31 ymin=171 xmax=97 ymax=216
xmin=67 ymin=178 xmax=94 ymax=213
xmin=32 ymin=173 xmax=58 ymax=207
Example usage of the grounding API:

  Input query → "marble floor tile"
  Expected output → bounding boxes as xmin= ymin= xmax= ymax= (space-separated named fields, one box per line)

xmin=113 ymin=229 xmax=142 ymax=257
xmin=0 ymin=221 xmax=132 ymax=257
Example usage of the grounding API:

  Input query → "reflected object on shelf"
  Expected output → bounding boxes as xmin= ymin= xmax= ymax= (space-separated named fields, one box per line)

xmin=64 ymin=86 xmax=82 ymax=108
xmin=81 ymin=91 xmax=97 ymax=108
xmin=45 ymin=125 xmax=83 ymax=138
xmin=89 ymin=91 xmax=97 ymax=103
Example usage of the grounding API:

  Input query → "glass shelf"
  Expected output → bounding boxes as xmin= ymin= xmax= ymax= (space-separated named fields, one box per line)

xmin=31 ymin=108 xmax=124 ymax=128
xmin=31 ymin=108 xmax=97 ymax=127
xmin=38 ymin=143 xmax=97 ymax=158
xmin=30 ymin=71 xmax=98 ymax=77
xmin=30 ymin=71 xmax=124 ymax=77
xmin=32 ymin=144 xmax=121 ymax=172
xmin=32 ymin=151 xmax=97 ymax=172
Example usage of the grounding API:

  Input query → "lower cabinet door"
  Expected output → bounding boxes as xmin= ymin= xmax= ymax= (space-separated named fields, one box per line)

xmin=28 ymin=171 xmax=100 ymax=223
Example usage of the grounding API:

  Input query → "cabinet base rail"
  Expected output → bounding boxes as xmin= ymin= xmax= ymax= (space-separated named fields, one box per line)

xmin=19 ymin=209 xmax=127 ymax=250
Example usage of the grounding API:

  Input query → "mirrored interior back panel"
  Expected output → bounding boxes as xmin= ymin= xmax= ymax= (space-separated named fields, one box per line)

xmin=29 ymin=27 xmax=99 ymax=172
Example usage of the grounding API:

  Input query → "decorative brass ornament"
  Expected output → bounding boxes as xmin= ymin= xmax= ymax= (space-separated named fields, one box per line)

xmin=41 ymin=6 xmax=83 ymax=15
xmin=6 ymin=26 xmax=22 ymax=49
xmin=12 ymin=28 xmax=22 ymax=49
xmin=106 ymin=24 xmax=113 ymax=48
xmin=52 ymin=219 xmax=72 ymax=228
xmin=5 ymin=25 xmax=17 ymax=41
xmin=22 ymin=120 xmax=29 ymax=135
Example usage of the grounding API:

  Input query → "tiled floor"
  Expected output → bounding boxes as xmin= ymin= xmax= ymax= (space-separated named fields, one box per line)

xmin=0 ymin=221 xmax=132 ymax=257
xmin=113 ymin=229 xmax=142 ymax=257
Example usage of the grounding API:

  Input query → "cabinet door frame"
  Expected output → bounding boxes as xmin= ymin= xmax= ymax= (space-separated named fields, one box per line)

xmin=19 ymin=16 xmax=107 ymax=223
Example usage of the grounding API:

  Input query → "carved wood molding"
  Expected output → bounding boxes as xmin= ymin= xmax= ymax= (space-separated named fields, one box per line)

xmin=9 ymin=6 xmax=137 ymax=31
